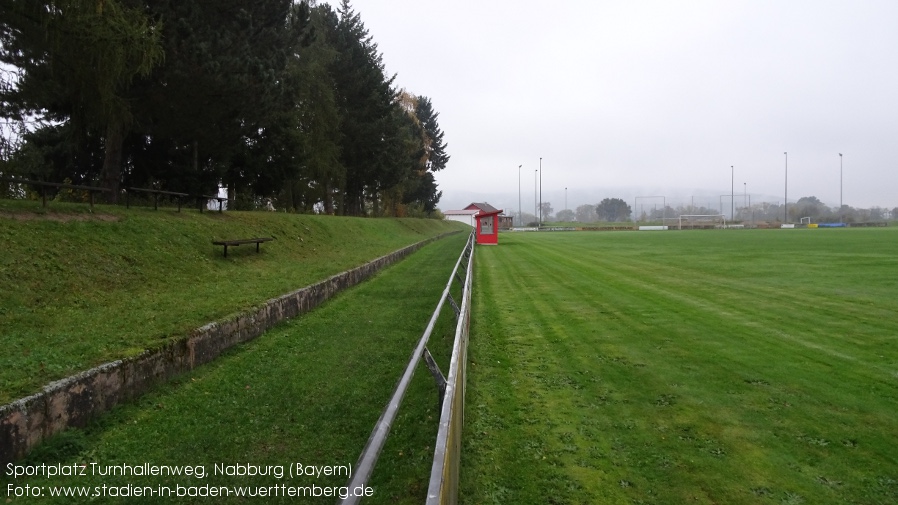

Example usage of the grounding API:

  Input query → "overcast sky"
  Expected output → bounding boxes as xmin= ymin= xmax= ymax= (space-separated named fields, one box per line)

xmin=343 ymin=0 xmax=898 ymax=213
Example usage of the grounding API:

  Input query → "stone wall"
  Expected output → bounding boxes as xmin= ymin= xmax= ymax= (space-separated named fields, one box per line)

xmin=0 ymin=233 xmax=453 ymax=465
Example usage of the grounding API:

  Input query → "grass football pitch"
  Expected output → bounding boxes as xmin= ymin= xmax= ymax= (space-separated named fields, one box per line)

xmin=462 ymin=228 xmax=898 ymax=504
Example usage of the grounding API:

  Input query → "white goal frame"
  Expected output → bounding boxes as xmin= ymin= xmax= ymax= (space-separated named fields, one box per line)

xmin=678 ymin=214 xmax=726 ymax=230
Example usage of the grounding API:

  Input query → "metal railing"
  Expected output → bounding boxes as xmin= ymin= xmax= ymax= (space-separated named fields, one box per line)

xmin=340 ymin=230 xmax=475 ymax=505
xmin=425 ymin=229 xmax=474 ymax=504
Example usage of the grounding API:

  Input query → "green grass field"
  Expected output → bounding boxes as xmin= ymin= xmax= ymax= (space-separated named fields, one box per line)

xmin=462 ymin=228 xmax=898 ymax=504
xmin=0 ymin=200 xmax=461 ymax=403
xmin=4 ymin=232 xmax=469 ymax=504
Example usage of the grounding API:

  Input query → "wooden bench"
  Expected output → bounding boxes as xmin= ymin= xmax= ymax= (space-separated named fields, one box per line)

xmin=212 ymin=237 xmax=274 ymax=257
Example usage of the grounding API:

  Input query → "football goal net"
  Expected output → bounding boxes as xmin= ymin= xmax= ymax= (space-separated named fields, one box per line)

xmin=677 ymin=214 xmax=726 ymax=230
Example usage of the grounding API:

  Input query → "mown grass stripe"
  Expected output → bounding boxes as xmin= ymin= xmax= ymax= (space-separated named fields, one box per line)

xmin=462 ymin=229 xmax=898 ymax=504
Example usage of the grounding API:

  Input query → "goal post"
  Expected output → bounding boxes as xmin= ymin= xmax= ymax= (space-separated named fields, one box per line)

xmin=677 ymin=214 xmax=726 ymax=230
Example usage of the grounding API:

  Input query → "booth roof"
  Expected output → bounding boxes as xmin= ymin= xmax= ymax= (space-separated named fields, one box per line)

xmin=465 ymin=202 xmax=500 ymax=214
xmin=443 ymin=209 xmax=480 ymax=215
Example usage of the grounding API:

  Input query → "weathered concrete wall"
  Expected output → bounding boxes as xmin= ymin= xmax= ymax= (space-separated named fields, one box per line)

xmin=0 ymin=233 xmax=454 ymax=465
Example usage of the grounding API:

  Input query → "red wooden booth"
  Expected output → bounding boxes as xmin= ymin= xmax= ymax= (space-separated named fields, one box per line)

xmin=475 ymin=209 xmax=501 ymax=245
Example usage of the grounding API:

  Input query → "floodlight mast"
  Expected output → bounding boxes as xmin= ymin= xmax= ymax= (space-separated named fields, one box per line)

xmin=539 ymin=157 xmax=542 ymax=228
xmin=518 ymin=164 xmax=522 ymax=227
xmin=784 ymin=152 xmax=788 ymax=223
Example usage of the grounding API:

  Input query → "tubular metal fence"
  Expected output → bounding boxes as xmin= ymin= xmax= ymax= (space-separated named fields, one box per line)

xmin=340 ymin=230 xmax=475 ymax=505
xmin=425 ymin=230 xmax=474 ymax=505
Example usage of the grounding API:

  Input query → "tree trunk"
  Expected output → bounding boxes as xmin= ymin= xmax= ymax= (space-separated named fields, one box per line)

xmin=193 ymin=140 xmax=199 ymax=176
xmin=102 ymin=121 xmax=125 ymax=203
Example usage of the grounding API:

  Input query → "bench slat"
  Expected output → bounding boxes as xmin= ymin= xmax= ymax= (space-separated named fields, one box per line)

xmin=212 ymin=237 xmax=274 ymax=246
xmin=212 ymin=237 xmax=274 ymax=257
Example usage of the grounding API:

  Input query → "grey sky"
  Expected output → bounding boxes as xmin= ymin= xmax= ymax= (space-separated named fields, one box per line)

xmin=346 ymin=0 xmax=898 ymax=213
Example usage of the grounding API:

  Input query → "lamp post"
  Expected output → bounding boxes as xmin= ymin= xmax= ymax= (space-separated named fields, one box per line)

xmin=731 ymin=165 xmax=734 ymax=221
xmin=539 ymin=157 xmax=542 ymax=227
xmin=565 ymin=187 xmax=568 ymax=213
xmin=534 ymin=169 xmax=537 ymax=224
xmin=839 ymin=153 xmax=843 ymax=224
xmin=784 ymin=152 xmax=788 ymax=223
xmin=517 ymin=164 xmax=522 ymax=227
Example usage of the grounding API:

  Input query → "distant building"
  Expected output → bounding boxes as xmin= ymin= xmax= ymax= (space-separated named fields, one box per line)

xmin=498 ymin=214 xmax=513 ymax=229
xmin=464 ymin=202 xmax=500 ymax=214
xmin=463 ymin=203 xmax=513 ymax=229
xmin=443 ymin=202 xmax=505 ymax=245
xmin=445 ymin=202 xmax=511 ymax=230
xmin=443 ymin=209 xmax=479 ymax=227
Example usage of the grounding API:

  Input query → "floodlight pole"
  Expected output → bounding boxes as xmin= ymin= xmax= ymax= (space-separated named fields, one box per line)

xmin=784 ymin=152 xmax=788 ymax=223
xmin=539 ymin=157 xmax=542 ymax=227
xmin=839 ymin=153 xmax=843 ymax=224
xmin=518 ymin=164 xmax=522 ymax=227
xmin=731 ymin=165 xmax=734 ymax=221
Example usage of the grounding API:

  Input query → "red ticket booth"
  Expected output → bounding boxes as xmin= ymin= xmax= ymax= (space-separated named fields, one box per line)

xmin=475 ymin=209 xmax=501 ymax=245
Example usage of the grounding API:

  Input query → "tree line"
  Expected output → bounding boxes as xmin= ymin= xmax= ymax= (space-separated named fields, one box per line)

xmin=531 ymin=197 xmax=895 ymax=224
xmin=0 ymin=0 xmax=448 ymax=216
xmin=629 ymin=196 xmax=896 ymax=224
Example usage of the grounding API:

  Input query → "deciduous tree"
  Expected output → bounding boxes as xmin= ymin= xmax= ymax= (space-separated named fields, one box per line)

xmin=556 ymin=209 xmax=575 ymax=222
xmin=539 ymin=202 xmax=553 ymax=221
xmin=596 ymin=198 xmax=632 ymax=221
xmin=575 ymin=204 xmax=597 ymax=223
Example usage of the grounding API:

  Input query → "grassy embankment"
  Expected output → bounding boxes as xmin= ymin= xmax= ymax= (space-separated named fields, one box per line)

xmin=5 ymin=229 xmax=469 ymax=504
xmin=463 ymin=228 xmax=898 ymax=504
xmin=0 ymin=199 xmax=463 ymax=403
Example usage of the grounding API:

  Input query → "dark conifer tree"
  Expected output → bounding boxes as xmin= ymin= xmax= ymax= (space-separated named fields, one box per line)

xmin=332 ymin=0 xmax=397 ymax=215
xmin=281 ymin=3 xmax=344 ymax=213
xmin=0 ymin=0 xmax=163 ymax=199
xmin=130 ymin=0 xmax=311 ymax=196
xmin=1 ymin=0 xmax=449 ymax=213
xmin=415 ymin=97 xmax=450 ymax=173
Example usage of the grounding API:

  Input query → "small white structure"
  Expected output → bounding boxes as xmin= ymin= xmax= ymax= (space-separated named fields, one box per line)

xmin=443 ymin=209 xmax=479 ymax=227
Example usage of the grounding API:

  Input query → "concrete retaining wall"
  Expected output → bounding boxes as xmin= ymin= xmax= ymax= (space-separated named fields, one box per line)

xmin=0 ymin=233 xmax=453 ymax=465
